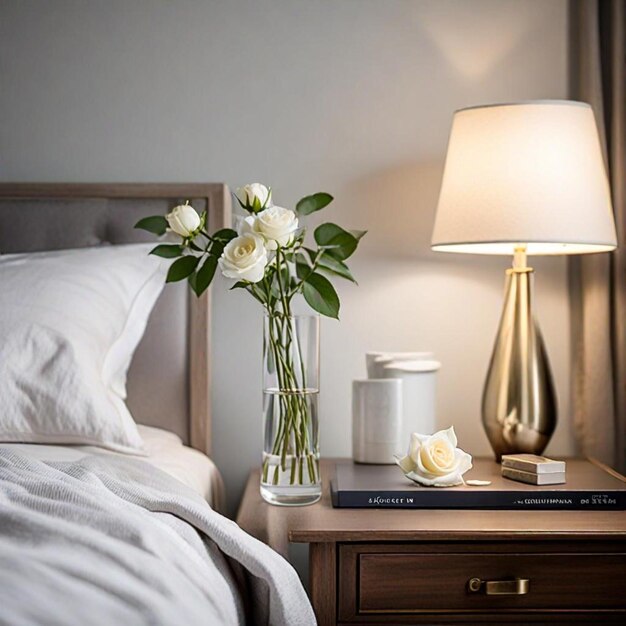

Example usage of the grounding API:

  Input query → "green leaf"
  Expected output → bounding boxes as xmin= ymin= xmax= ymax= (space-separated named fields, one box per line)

xmin=229 ymin=281 xmax=248 ymax=291
xmin=303 ymin=247 xmax=317 ymax=261
xmin=302 ymin=247 xmax=355 ymax=283
xmin=210 ymin=228 xmax=237 ymax=257
xmin=212 ymin=228 xmax=238 ymax=242
xmin=295 ymin=253 xmax=312 ymax=282
xmin=135 ymin=215 xmax=168 ymax=236
xmin=149 ymin=244 xmax=184 ymax=259
xmin=210 ymin=241 xmax=226 ymax=257
xmin=318 ymin=253 xmax=356 ymax=283
xmin=296 ymin=192 xmax=333 ymax=216
xmin=166 ymin=255 xmax=200 ymax=283
xmin=191 ymin=256 xmax=218 ymax=296
xmin=302 ymin=272 xmax=340 ymax=319
xmin=314 ymin=223 xmax=358 ymax=261
xmin=314 ymin=223 xmax=347 ymax=246
xmin=351 ymin=229 xmax=367 ymax=241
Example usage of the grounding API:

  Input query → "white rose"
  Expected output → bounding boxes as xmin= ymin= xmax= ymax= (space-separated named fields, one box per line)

xmin=395 ymin=427 xmax=472 ymax=487
xmin=240 ymin=206 xmax=299 ymax=250
xmin=166 ymin=204 xmax=201 ymax=238
xmin=218 ymin=233 xmax=268 ymax=283
xmin=235 ymin=183 xmax=272 ymax=212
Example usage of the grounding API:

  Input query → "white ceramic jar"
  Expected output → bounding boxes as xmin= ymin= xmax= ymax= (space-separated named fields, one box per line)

xmin=352 ymin=379 xmax=403 ymax=464
xmin=382 ymin=360 xmax=441 ymax=455
xmin=366 ymin=351 xmax=435 ymax=379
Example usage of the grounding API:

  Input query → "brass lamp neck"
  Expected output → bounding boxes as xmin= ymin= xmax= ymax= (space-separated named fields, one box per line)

xmin=511 ymin=246 xmax=533 ymax=273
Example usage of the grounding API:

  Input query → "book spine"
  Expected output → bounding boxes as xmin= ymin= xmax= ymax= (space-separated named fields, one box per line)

xmin=334 ymin=490 xmax=626 ymax=510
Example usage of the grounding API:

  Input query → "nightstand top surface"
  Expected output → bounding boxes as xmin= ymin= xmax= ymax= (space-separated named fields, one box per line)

xmin=236 ymin=459 xmax=626 ymax=555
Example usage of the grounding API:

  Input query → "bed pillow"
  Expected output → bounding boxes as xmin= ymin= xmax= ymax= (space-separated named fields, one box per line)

xmin=0 ymin=244 xmax=167 ymax=453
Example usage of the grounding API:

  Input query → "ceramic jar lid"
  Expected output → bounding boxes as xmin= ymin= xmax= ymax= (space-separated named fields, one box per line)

xmin=383 ymin=359 xmax=441 ymax=374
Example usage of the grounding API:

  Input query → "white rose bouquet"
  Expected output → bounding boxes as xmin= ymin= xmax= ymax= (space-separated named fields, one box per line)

xmin=136 ymin=184 xmax=365 ymax=491
xmin=135 ymin=184 xmax=364 ymax=313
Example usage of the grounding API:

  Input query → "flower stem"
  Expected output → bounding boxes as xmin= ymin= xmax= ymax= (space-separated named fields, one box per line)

xmin=263 ymin=318 xmax=317 ymax=486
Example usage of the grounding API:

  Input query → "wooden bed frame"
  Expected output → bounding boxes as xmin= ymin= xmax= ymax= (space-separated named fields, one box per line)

xmin=0 ymin=183 xmax=231 ymax=456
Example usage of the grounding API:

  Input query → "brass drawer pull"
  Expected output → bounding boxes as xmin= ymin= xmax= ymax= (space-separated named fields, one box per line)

xmin=468 ymin=577 xmax=530 ymax=595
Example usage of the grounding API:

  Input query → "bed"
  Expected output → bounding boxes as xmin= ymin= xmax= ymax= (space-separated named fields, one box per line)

xmin=0 ymin=184 xmax=315 ymax=626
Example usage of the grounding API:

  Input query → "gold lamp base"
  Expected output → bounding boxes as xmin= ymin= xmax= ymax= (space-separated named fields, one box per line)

xmin=481 ymin=248 xmax=557 ymax=461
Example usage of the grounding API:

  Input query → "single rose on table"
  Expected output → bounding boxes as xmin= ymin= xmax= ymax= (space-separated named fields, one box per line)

xmin=395 ymin=426 xmax=472 ymax=487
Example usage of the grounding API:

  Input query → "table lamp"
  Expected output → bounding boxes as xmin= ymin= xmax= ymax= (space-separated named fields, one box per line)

xmin=431 ymin=101 xmax=617 ymax=459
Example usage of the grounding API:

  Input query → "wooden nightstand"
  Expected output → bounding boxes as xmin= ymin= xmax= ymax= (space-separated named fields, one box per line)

xmin=236 ymin=459 xmax=626 ymax=625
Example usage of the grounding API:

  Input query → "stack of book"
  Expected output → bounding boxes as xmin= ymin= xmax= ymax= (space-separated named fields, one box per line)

xmin=501 ymin=454 xmax=566 ymax=485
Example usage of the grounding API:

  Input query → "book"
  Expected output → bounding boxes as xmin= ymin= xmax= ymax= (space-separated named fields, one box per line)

xmin=330 ymin=458 xmax=626 ymax=510
xmin=502 ymin=467 xmax=566 ymax=485
xmin=501 ymin=453 xmax=566 ymax=474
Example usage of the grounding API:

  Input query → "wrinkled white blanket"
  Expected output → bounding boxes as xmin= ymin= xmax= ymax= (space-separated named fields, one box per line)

xmin=0 ymin=448 xmax=315 ymax=626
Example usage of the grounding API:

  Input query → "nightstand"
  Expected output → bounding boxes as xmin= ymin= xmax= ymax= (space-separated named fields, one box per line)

xmin=236 ymin=459 xmax=626 ymax=626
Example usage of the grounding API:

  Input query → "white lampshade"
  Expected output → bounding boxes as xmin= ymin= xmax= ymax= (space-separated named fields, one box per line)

xmin=431 ymin=101 xmax=617 ymax=255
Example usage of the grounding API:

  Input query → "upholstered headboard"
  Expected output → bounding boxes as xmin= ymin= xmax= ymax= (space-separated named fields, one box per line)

xmin=0 ymin=183 xmax=231 ymax=454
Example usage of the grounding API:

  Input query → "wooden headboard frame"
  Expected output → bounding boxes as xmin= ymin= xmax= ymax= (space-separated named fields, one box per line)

xmin=0 ymin=183 xmax=231 ymax=455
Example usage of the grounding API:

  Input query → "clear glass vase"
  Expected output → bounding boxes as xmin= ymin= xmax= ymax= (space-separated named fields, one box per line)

xmin=261 ymin=313 xmax=321 ymax=506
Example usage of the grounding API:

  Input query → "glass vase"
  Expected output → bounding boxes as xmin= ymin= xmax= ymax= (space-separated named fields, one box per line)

xmin=261 ymin=313 xmax=321 ymax=506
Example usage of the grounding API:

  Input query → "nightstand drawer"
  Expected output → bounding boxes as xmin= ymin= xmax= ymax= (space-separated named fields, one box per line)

xmin=339 ymin=543 xmax=626 ymax=620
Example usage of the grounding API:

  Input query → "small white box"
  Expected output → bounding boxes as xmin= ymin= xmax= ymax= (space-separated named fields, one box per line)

xmin=502 ymin=467 xmax=566 ymax=485
xmin=501 ymin=454 xmax=566 ymax=474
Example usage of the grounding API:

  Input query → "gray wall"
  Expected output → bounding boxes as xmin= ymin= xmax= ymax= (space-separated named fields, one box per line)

xmin=0 ymin=0 xmax=572 ymax=518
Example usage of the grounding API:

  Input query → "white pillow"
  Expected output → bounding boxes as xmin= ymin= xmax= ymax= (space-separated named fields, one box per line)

xmin=0 ymin=244 xmax=166 ymax=453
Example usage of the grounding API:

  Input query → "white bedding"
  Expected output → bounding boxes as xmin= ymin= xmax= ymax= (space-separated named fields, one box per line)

xmin=0 ymin=244 xmax=167 ymax=453
xmin=0 ymin=448 xmax=315 ymax=626
xmin=2 ymin=425 xmax=224 ymax=510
